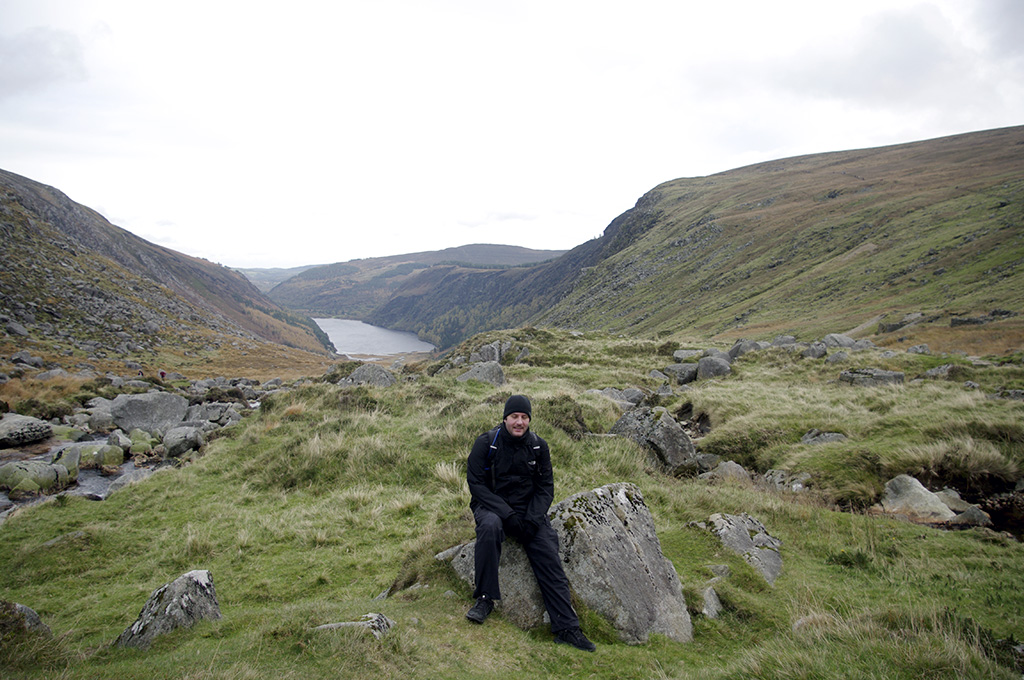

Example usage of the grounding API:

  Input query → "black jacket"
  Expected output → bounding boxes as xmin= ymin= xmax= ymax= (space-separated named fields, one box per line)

xmin=467 ymin=423 xmax=554 ymax=525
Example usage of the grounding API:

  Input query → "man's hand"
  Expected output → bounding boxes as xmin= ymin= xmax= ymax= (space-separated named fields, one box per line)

xmin=503 ymin=515 xmax=531 ymax=543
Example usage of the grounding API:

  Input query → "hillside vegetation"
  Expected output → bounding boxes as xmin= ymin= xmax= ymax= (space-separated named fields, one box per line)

xmin=2 ymin=327 xmax=1023 ymax=678
xmin=366 ymin=126 xmax=1024 ymax=353
xmin=1 ymin=169 xmax=334 ymax=379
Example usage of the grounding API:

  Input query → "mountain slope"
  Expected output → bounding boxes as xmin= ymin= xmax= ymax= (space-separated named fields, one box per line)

xmin=265 ymin=244 xmax=566 ymax=319
xmin=369 ymin=126 xmax=1024 ymax=352
xmin=0 ymin=169 xmax=333 ymax=376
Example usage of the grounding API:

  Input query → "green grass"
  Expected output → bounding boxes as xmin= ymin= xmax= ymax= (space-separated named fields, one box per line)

xmin=2 ymin=328 xmax=1023 ymax=678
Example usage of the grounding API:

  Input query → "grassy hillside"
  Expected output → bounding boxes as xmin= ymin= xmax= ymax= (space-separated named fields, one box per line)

xmin=3 ymin=328 xmax=1023 ymax=678
xmin=541 ymin=126 xmax=1024 ymax=351
xmin=0 ymin=169 xmax=333 ymax=359
xmin=266 ymin=244 xmax=566 ymax=319
xmin=363 ymin=127 xmax=1024 ymax=353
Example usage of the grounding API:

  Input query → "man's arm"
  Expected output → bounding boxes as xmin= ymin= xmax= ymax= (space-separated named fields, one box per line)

xmin=525 ymin=438 xmax=554 ymax=523
xmin=467 ymin=433 xmax=515 ymax=519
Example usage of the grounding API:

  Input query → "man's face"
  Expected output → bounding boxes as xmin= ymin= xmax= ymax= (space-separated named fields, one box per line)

xmin=504 ymin=412 xmax=530 ymax=438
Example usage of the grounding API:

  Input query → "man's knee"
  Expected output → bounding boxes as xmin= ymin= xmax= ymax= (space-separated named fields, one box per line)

xmin=475 ymin=510 xmax=504 ymax=541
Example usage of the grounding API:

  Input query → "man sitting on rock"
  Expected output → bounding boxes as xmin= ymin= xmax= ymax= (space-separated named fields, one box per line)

xmin=465 ymin=394 xmax=596 ymax=652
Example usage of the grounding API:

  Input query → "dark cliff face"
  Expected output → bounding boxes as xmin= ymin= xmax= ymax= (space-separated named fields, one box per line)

xmin=0 ymin=169 xmax=332 ymax=356
xmin=366 ymin=193 xmax=663 ymax=349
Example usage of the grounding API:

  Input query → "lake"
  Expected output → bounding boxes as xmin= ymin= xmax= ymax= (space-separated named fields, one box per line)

xmin=314 ymin=318 xmax=435 ymax=357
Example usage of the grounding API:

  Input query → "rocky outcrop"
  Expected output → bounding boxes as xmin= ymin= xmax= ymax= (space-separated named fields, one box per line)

xmin=705 ymin=513 xmax=783 ymax=585
xmin=1 ymin=601 xmax=52 ymax=638
xmin=839 ymin=368 xmax=905 ymax=387
xmin=341 ymin=364 xmax=397 ymax=387
xmin=438 ymin=482 xmax=692 ymax=644
xmin=880 ymin=475 xmax=956 ymax=522
xmin=107 ymin=392 xmax=189 ymax=434
xmin=115 ymin=570 xmax=221 ymax=649
xmin=0 ymin=460 xmax=71 ymax=497
xmin=313 ymin=613 xmax=396 ymax=640
xmin=456 ymin=361 xmax=505 ymax=386
xmin=609 ymin=407 xmax=701 ymax=475
xmin=0 ymin=413 xmax=52 ymax=447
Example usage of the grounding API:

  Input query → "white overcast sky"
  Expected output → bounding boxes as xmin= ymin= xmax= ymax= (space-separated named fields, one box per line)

xmin=2 ymin=1 xmax=1022 ymax=268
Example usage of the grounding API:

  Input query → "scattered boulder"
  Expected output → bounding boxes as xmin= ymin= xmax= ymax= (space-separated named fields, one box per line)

xmin=697 ymin=357 xmax=731 ymax=380
xmin=341 ymin=364 xmax=397 ymax=387
xmin=109 ymin=392 xmax=189 ymax=434
xmin=439 ymin=483 xmax=692 ymax=644
xmin=706 ymin=513 xmax=783 ymax=585
xmin=839 ymin=368 xmax=904 ymax=387
xmin=948 ymin=506 xmax=993 ymax=528
xmin=1 ymin=601 xmax=52 ymax=638
xmin=880 ymin=475 xmax=956 ymax=522
xmin=907 ymin=344 xmax=930 ymax=355
xmin=609 ymin=407 xmax=700 ymax=475
xmin=0 ymin=413 xmax=52 ymax=447
xmin=115 ymin=570 xmax=221 ymax=649
xmin=163 ymin=426 xmax=205 ymax=458
xmin=456 ymin=361 xmax=505 ymax=386
xmin=823 ymin=333 xmax=856 ymax=348
xmin=588 ymin=387 xmax=644 ymax=410
xmin=801 ymin=429 xmax=847 ymax=445
xmin=0 ymin=460 xmax=71 ymax=496
xmin=663 ymin=363 xmax=699 ymax=385
xmin=763 ymin=469 xmax=812 ymax=492
xmin=698 ymin=461 xmax=750 ymax=482
xmin=11 ymin=350 xmax=43 ymax=367
xmin=314 ymin=613 xmax=396 ymax=640
xmin=801 ymin=342 xmax=827 ymax=359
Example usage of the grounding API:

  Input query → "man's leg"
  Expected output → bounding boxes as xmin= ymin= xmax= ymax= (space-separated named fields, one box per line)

xmin=472 ymin=507 xmax=504 ymax=601
xmin=522 ymin=520 xmax=579 ymax=633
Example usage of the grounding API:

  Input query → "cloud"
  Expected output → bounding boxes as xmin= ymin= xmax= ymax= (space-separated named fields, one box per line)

xmin=970 ymin=0 xmax=1024 ymax=61
xmin=0 ymin=27 xmax=86 ymax=100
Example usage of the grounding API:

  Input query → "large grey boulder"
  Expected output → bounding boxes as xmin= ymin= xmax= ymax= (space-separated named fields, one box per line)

xmin=0 ymin=460 xmax=71 ymax=495
xmin=801 ymin=342 xmax=828 ymax=359
xmin=663 ymin=364 xmax=698 ymax=385
xmin=185 ymin=402 xmax=242 ymax=427
xmin=438 ymin=483 xmax=692 ymax=644
xmin=456 ymin=361 xmax=505 ymax=386
xmin=697 ymin=357 xmax=731 ymax=380
xmin=342 ymin=364 xmax=397 ymax=387
xmin=880 ymin=475 xmax=955 ymax=522
xmin=609 ymin=407 xmax=699 ymax=475
xmin=109 ymin=392 xmax=189 ymax=434
xmin=0 ymin=413 xmax=52 ymax=447
xmin=53 ymin=441 xmax=124 ymax=471
xmin=706 ymin=513 xmax=783 ymax=585
xmin=115 ymin=570 xmax=221 ymax=649
xmin=163 ymin=426 xmax=205 ymax=458
xmin=2 ymin=601 xmax=52 ymax=637
xmin=823 ymin=333 xmax=856 ymax=348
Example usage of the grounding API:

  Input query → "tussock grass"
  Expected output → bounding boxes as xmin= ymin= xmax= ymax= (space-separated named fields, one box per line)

xmin=2 ymin=327 xmax=1023 ymax=678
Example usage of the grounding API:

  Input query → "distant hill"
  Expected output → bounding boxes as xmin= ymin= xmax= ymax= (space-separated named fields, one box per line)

xmin=233 ymin=265 xmax=325 ymax=293
xmin=0 ymin=169 xmax=333 ymax=377
xmin=264 ymin=244 xmax=566 ymax=318
xmin=367 ymin=126 xmax=1024 ymax=352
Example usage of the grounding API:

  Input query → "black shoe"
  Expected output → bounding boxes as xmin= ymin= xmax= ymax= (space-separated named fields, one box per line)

xmin=554 ymin=626 xmax=596 ymax=652
xmin=466 ymin=596 xmax=494 ymax=624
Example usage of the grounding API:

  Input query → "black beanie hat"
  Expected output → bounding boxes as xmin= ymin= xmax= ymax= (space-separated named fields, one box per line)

xmin=503 ymin=394 xmax=532 ymax=419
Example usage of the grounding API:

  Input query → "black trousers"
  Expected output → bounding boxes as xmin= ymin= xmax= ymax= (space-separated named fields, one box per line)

xmin=472 ymin=506 xmax=579 ymax=633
